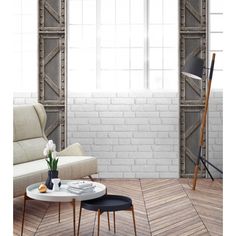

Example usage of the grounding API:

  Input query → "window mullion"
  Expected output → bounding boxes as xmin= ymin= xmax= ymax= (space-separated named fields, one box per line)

xmin=144 ymin=0 xmax=149 ymax=89
xmin=96 ymin=0 xmax=101 ymax=89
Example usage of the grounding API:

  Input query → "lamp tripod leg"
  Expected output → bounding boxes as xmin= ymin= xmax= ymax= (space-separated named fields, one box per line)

xmin=199 ymin=156 xmax=214 ymax=181
xmin=192 ymin=164 xmax=199 ymax=190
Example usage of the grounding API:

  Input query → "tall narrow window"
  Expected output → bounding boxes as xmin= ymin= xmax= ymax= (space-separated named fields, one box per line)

xmin=68 ymin=0 xmax=178 ymax=91
xmin=13 ymin=0 xmax=37 ymax=93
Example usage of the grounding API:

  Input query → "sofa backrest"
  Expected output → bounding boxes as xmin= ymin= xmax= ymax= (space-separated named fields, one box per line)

xmin=13 ymin=103 xmax=48 ymax=165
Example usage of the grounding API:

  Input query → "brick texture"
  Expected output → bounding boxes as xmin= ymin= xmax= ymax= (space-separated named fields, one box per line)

xmin=13 ymin=91 xmax=223 ymax=179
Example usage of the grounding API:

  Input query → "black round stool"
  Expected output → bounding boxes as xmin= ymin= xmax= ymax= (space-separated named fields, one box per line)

xmin=77 ymin=194 xmax=137 ymax=236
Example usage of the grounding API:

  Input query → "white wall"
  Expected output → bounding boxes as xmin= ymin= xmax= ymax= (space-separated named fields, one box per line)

xmin=67 ymin=92 xmax=179 ymax=178
xmin=208 ymin=90 xmax=223 ymax=177
xmin=13 ymin=90 xmax=223 ymax=178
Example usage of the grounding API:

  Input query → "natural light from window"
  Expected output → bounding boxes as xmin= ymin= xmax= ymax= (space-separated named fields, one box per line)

xmin=68 ymin=0 xmax=178 ymax=92
xmin=12 ymin=0 xmax=223 ymax=93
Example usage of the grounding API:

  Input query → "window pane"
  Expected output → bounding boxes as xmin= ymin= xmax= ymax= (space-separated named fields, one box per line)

xmin=22 ymin=52 xmax=37 ymax=91
xmin=69 ymin=48 xmax=96 ymax=70
xmin=210 ymin=14 xmax=223 ymax=32
xmin=149 ymin=70 xmax=163 ymax=89
xmin=69 ymin=0 xmax=82 ymax=24
xmin=22 ymin=15 xmax=36 ymax=33
xmin=149 ymin=25 xmax=162 ymax=47
xmin=83 ymin=26 xmax=96 ymax=47
xmin=149 ymin=48 xmax=162 ymax=69
xmin=163 ymin=48 xmax=177 ymax=70
xmin=130 ymin=0 xmax=144 ymax=24
xmin=149 ymin=0 xmax=162 ymax=24
xmin=131 ymin=48 xmax=144 ymax=69
xmin=69 ymin=70 xmax=96 ymax=91
xmin=83 ymin=0 xmax=96 ymax=24
xmin=101 ymin=49 xmax=116 ymax=69
xmin=100 ymin=25 xmax=116 ymax=47
xmin=116 ymin=71 xmax=130 ymax=89
xmin=131 ymin=70 xmax=144 ymax=89
xmin=116 ymin=49 xmax=129 ymax=69
xmin=69 ymin=25 xmax=83 ymax=47
xmin=209 ymin=33 xmax=223 ymax=51
xmin=116 ymin=25 xmax=130 ymax=47
xmin=101 ymin=0 xmax=115 ymax=24
xmin=100 ymin=71 xmax=116 ymax=90
xmin=163 ymin=70 xmax=177 ymax=90
xmin=163 ymin=0 xmax=177 ymax=24
xmin=116 ymin=0 xmax=129 ymax=24
xmin=163 ymin=25 xmax=177 ymax=47
xmin=211 ymin=70 xmax=223 ymax=89
xmin=209 ymin=0 xmax=222 ymax=13
xmin=22 ymin=34 xmax=37 ymax=52
xmin=130 ymin=25 xmax=144 ymax=47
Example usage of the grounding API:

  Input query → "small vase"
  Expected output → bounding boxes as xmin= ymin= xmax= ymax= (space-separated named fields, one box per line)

xmin=45 ymin=170 xmax=59 ymax=190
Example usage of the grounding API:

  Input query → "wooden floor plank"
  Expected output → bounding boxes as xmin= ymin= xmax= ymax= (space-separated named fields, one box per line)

xmin=14 ymin=179 xmax=222 ymax=235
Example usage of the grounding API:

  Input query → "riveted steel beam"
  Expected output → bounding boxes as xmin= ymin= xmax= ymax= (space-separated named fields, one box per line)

xmin=179 ymin=0 xmax=208 ymax=177
xmin=38 ymin=0 xmax=66 ymax=151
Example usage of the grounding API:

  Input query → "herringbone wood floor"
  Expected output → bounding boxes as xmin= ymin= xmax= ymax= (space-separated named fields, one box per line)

xmin=14 ymin=179 xmax=222 ymax=236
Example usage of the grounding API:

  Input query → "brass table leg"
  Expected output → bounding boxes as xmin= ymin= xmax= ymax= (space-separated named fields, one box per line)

xmin=77 ymin=202 xmax=82 ymax=236
xmin=58 ymin=202 xmax=61 ymax=223
xmin=21 ymin=193 xmax=28 ymax=236
xmin=72 ymin=199 xmax=76 ymax=236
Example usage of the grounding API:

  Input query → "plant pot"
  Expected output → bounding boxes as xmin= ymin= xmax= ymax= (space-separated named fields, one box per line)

xmin=45 ymin=170 xmax=59 ymax=190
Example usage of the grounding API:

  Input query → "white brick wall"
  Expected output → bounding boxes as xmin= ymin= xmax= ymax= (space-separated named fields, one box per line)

xmin=13 ymin=90 xmax=223 ymax=179
xmin=13 ymin=92 xmax=37 ymax=104
xmin=208 ymin=90 xmax=223 ymax=178
xmin=67 ymin=92 xmax=179 ymax=178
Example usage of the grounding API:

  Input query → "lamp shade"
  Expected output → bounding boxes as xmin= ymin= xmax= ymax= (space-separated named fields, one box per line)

xmin=182 ymin=55 xmax=204 ymax=80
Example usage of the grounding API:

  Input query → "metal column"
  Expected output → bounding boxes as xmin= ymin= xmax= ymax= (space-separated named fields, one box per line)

xmin=38 ymin=0 xmax=67 ymax=151
xmin=179 ymin=0 xmax=208 ymax=177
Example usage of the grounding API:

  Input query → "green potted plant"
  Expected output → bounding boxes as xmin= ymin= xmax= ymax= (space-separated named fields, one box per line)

xmin=43 ymin=140 xmax=59 ymax=189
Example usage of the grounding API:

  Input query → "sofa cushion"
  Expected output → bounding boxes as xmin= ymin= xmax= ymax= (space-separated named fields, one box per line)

xmin=14 ymin=105 xmax=43 ymax=142
xmin=13 ymin=137 xmax=47 ymax=164
xmin=13 ymin=155 xmax=97 ymax=197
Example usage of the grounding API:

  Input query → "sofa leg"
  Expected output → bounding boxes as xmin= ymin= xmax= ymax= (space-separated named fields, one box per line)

xmin=88 ymin=175 xmax=94 ymax=181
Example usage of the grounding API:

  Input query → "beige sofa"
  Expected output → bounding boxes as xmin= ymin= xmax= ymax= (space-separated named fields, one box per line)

xmin=13 ymin=103 xmax=97 ymax=197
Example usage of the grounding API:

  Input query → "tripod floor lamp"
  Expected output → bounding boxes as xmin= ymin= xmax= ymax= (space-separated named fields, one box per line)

xmin=182 ymin=53 xmax=223 ymax=190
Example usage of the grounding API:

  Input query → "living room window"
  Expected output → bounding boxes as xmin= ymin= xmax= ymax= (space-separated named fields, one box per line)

xmin=68 ymin=0 xmax=178 ymax=91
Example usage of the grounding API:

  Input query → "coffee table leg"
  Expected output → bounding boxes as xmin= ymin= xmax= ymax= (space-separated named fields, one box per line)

xmin=77 ymin=202 xmax=82 ymax=236
xmin=21 ymin=193 xmax=27 ymax=236
xmin=72 ymin=199 xmax=76 ymax=236
xmin=58 ymin=202 xmax=61 ymax=223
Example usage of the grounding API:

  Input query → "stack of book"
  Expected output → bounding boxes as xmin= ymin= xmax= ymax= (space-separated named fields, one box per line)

xmin=67 ymin=181 xmax=95 ymax=194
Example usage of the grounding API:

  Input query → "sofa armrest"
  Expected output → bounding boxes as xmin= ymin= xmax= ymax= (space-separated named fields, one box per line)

xmin=58 ymin=143 xmax=85 ymax=156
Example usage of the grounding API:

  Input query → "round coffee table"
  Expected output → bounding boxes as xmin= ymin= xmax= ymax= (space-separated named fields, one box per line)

xmin=21 ymin=180 xmax=106 ymax=236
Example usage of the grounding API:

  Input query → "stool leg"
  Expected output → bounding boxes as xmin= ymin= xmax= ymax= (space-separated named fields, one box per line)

xmin=77 ymin=203 xmax=82 ymax=236
xmin=107 ymin=212 xmax=110 ymax=230
xmin=131 ymin=206 xmax=137 ymax=236
xmin=97 ymin=209 xmax=101 ymax=236
xmin=113 ymin=211 xmax=116 ymax=233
